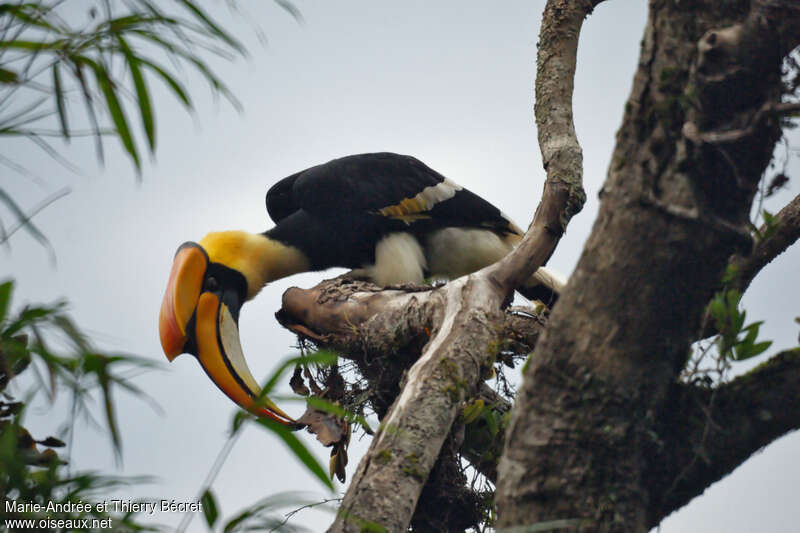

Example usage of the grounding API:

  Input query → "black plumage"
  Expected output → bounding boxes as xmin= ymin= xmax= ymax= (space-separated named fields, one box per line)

xmin=263 ymin=152 xmax=521 ymax=274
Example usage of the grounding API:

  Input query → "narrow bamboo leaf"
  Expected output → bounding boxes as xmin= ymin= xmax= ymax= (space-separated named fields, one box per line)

xmin=3 ymin=305 xmax=57 ymax=337
xmin=103 ymin=14 xmax=153 ymax=32
xmin=255 ymin=417 xmax=333 ymax=491
xmin=1 ymin=5 xmax=65 ymax=33
xmin=128 ymin=29 xmax=239 ymax=109
xmin=273 ymin=0 xmax=304 ymax=23
xmin=0 ymin=281 xmax=13 ymax=324
xmin=177 ymin=0 xmax=245 ymax=53
xmin=52 ymin=63 xmax=69 ymax=140
xmin=118 ymin=37 xmax=155 ymax=151
xmin=0 ymin=188 xmax=50 ymax=247
xmin=78 ymin=56 xmax=140 ymax=170
xmin=186 ymin=56 xmax=242 ymax=111
xmin=137 ymin=58 xmax=192 ymax=109
xmin=100 ymin=373 xmax=122 ymax=456
xmin=51 ymin=314 xmax=91 ymax=352
xmin=1 ymin=39 xmax=61 ymax=50
xmin=231 ymin=411 xmax=248 ymax=434
xmin=0 ymin=68 xmax=19 ymax=83
xmin=201 ymin=489 xmax=219 ymax=527
xmin=72 ymin=63 xmax=105 ymax=164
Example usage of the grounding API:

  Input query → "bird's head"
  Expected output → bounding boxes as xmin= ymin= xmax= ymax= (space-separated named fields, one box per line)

xmin=158 ymin=231 xmax=306 ymax=428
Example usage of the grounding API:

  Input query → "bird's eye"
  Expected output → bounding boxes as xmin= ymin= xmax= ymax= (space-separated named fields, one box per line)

xmin=204 ymin=276 xmax=219 ymax=292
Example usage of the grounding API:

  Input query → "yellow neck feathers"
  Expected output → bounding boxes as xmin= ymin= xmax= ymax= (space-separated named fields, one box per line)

xmin=198 ymin=231 xmax=309 ymax=300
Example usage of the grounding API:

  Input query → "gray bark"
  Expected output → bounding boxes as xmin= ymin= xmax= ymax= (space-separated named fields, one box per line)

xmin=496 ymin=0 xmax=800 ymax=530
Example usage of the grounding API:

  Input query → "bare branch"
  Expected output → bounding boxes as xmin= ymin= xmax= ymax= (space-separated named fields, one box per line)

xmin=728 ymin=192 xmax=800 ymax=294
xmin=488 ymin=0 xmax=599 ymax=294
xmin=645 ymin=349 xmax=800 ymax=528
xmin=324 ymin=277 xmax=504 ymax=532
xmin=683 ymin=102 xmax=800 ymax=145
xmin=278 ymin=277 xmax=545 ymax=530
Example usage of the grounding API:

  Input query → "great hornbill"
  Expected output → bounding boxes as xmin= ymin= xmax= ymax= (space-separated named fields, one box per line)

xmin=159 ymin=153 xmax=565 ymax=427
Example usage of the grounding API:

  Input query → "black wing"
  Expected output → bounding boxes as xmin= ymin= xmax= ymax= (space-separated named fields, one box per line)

xmin=265 ymin=152 xmax=520 ymax=235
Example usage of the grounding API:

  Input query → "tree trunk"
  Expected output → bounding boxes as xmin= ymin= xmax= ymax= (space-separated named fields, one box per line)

xmin=496 ymin=1 xmax=800 ymax=530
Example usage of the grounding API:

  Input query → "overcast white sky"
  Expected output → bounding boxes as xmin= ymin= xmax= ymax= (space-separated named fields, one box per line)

xmin=3 ymin=1 xmax=799 ymax=532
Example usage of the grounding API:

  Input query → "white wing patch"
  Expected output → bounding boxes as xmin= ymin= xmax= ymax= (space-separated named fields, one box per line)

xmin=364 ymin=232 xmax=427 ymax=285
xmin=419 ymin=178 xmax=462 ymax=205
xmin=378 ymin=178 xmax=463 ymax=222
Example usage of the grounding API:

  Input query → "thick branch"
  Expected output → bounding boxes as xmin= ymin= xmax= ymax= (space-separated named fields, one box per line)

xmin=488 ymin=0 xmax=597 ymax=293
xmin=728 ymin=192 xmax=800 ymax=294
xmin=279 ymin=275 xmax=511 ymax=532
xmin=279 ymin=277 xmax=543 ymax=529
xmin=326 ymin=277 xmax=503 ymax=533
xmin=696 ymin=192 xmax=800 ymax=340
xmin=645 ymin=349 xmax=800 ymax=528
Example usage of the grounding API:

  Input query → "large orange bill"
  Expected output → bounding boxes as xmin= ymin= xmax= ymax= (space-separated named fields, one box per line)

xmin=159 ymin=244 xmax=207 ymax=360
xmin=194 ymin=292 xmax=296 ymax=426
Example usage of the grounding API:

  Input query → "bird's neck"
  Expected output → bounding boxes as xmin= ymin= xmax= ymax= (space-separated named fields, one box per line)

xmin=199 ymin=231 xmax=309 ymax=299
xmin=256 ymin=234 xmax=310 ymax=286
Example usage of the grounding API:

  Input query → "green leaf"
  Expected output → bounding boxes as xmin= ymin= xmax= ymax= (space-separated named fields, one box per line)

xmin=0 ymin=281 xmax=13 ymax=324
xmin=748 ymin=341 xmax=773 ymax=359
xmin=483 ymin=409 xmax=499 ymax=437
xmin=72 ymin=63 xmax=105 ymax=164
xmin=733 ymin=309 xmax=746 ymax=333
xmin=77 ymin=56 xmax=140 ymax=171
xmin=708 ymin=294 xmax=725 ymax=323
xmin=201 ymin=489 xmax=219 ymax=528
xmin=273 ymin=0 xmax=304 ymax=23
xmin=118 ymin=36 xmax=155 ymax=152
xmin=1 ymin=39 xmax=61 ymax=50
xmin=0 ymin=68 xmax=19 ymax=84
xmin=726 ymin=290 xmax=741 ymax=317
xmin=92 ymin=59 xmax=141 ymax=170
xmin=52 ymin=64 xmax=69 ymax=140
xmin=137 ymin=58 xmax=192 ymax=109
xmin=231 ymin=411 xmax=249 ymax=434
xmin=177 ymin=0 xmax=245 ymax=53
xmin=255 ymin=417 xmax=334 ymax=491
xmin=742 ymin=321 xmax=762 ymax=346
xmin=0 ymin=4 xmax=65 ymax=33
xmin=184 ymin=55 xmax=242 ymax=111
xmin=0 ymin=188 xmax=51 ymax=248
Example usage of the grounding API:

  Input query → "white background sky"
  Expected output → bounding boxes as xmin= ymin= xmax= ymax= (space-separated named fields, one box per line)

xmin=3 ymin=1 xmax=799 ymax=532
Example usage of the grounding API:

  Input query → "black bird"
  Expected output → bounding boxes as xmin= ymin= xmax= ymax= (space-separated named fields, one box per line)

xmin=159 ymin=153 xmax=565 ymax=426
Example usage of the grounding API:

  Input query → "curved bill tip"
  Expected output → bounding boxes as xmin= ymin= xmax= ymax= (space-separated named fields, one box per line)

xmin=159 ymin=243 xmax=208 ymax=360
xmin=194 ymin=292 xmax=297 ymax=426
